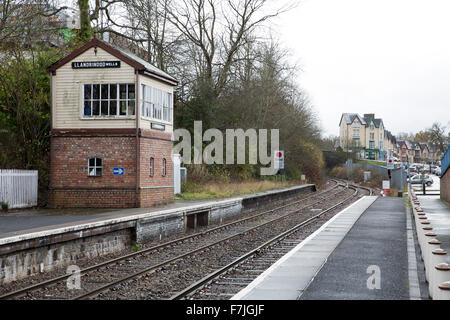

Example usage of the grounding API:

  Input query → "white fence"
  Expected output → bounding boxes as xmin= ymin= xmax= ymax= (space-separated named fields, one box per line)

xmin=0 ymin=169 xmax=38 ymax=209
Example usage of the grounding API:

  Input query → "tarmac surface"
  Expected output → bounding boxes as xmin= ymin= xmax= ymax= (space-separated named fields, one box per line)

xmin=300 ymin=197 xmax=409 ymax=300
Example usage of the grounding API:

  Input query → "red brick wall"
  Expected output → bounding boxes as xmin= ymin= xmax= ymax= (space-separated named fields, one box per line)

xmin=50 ymin=135 xmax=137 ymax=188
xmin=50 ymin=189 xmax=137 ymax=208
xmin=49 ymin=134 xmax=138 ymax=208
xmin=138 ymin=129 xmax=174 ymax=206
xmin=49 ymin=129 xmax=174 ymax=208
xmin=441 ymin=169 xmax=450 ymax=202
xmin=139 ymin=188 xmax=173 ymax=207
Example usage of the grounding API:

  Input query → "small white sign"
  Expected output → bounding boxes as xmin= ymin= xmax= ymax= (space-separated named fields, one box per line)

xmin=382 ymin=180 xmax=390 ymax=190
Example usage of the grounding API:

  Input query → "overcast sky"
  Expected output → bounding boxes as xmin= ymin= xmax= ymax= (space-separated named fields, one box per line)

xmin=271 ymin=0 xmax=450 ymax=137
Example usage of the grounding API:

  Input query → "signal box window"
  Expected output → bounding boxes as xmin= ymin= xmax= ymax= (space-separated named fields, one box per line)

xmin=83 ymin=84 xmax=135 ymax=117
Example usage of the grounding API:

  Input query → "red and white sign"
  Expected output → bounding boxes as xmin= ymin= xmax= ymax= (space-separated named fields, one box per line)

xmin=386 ymin=157 xmax=394 ymax=169
xmin=274 ymin=150 xmax=285 ymax=170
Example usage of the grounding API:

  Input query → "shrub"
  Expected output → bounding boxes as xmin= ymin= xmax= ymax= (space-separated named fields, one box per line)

xmin=1 ymin=202 xmax=8 ymax=211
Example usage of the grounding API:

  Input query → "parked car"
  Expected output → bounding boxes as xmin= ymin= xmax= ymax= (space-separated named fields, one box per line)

xmin=434 ymin=167 xmax=441 ymax=176
xmin=405 ymin=171 xmax=418 ymax=179
xmin=411 ymin=171 xmax=419 ymax=178
xmin=409 ymin=174 xmax=433 ymax=186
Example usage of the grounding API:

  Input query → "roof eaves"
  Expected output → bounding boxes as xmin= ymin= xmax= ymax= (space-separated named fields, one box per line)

xmin=47 ymin=37 xmax=146 ymax=75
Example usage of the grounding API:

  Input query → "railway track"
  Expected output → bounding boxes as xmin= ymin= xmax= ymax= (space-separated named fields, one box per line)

xmin=170 ymin=183 xmax=372 ymax=300
xmin=0 ymin=179 xmax=370 ymax=300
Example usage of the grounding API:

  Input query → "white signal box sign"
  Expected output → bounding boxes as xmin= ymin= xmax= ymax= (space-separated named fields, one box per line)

xmin=274 ymin=150 xmax=285 ymax=170
xmin=386 ymin=158 xmax=394 ymax=170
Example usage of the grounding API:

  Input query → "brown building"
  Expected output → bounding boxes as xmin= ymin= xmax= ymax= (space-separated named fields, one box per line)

xmin=47 ymin=37 xmax=178 ymax=208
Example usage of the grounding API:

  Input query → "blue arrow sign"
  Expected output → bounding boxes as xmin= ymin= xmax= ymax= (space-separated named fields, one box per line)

xmin=113 ymin=167 xmax=124 ymax=175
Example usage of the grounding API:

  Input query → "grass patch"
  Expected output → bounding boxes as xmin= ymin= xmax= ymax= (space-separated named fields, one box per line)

xmin=357 ymin=159 xmax=385 ymax=166
xmin=178 ymin=180 xmax=300 ymax=201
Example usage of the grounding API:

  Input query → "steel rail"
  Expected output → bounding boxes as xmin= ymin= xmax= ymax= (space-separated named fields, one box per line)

xmin=169 ymin=185 xmax=370 ymax=300
xmin=0 ymin=180 xmax=341 ymax=300
xmin=73 ymin=185 xmax=360 ymax=300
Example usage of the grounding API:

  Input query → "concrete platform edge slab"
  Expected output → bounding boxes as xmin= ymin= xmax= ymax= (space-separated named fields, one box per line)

xmin=406 ymin=199 xmax=421 ymax=300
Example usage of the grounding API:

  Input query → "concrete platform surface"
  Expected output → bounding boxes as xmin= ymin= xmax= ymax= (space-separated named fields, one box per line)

xmin=232 ymin=196 xmax=378 ymax=300
xmin=417 ymin=196 xmax=450 ymax=263
xmin=300 ymin=197 xmax=409 ymax=300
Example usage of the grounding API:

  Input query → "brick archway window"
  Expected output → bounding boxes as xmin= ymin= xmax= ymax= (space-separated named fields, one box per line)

xmin=150 ymin=157 xmax=154 ymax=177
xmin=162 ymin=158 xmax=166 ymax=177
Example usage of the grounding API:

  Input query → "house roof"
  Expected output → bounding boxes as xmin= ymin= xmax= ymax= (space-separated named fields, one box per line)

xmin=373 ymin=119 xmax=383 ymax=128
xmin=405 ymin=140 xmax=418 ymax=149
xmin=429 ymin=144 xmax=439 ymax=153
xmin=418 ymin=142 xmax=429 ymax=151
xmin=47 ymin=37 xmax=178 ymax=86
xmin=340 ymin=113 xmax=367 ymax=126
xmin=363 ymin=116 xmax=383 ymax=128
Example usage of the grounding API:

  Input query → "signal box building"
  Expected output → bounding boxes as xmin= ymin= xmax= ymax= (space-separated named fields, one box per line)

xmin=47 ymin=37 xmax=178 ymax=208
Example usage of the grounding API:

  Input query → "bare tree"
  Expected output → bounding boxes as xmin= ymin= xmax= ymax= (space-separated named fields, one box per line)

xmin=428 ymin=122 xmax=448 ymax=152
xmin=0 ymin=0 xmax=68 ymax=46
xmin=165 ymin=0 xmax=294 ymax=97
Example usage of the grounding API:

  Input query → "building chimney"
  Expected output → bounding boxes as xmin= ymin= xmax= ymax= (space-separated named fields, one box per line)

xmin=364 ymin=113 xmax=375 ymax=119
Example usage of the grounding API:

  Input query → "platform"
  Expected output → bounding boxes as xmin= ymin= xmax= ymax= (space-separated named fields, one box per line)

xmin=416 ymin=196 xmax=450 ymax=264
xmin=0 ymin=184 xmax=317 ymax=284
xmin=0 ymin=184 xmax=315 ymax=241
xmin=232 ymin=196 xmax=423 ymax=300
xmin=0 ymin=199 xmax=211 ymax=239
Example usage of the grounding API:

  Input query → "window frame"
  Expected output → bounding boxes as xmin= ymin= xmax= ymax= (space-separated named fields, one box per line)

xmin=81 ymin=83 xmax=136 ymax=119
xmin=141 ymin=84 xmax=173 ymax=125
xmin=88 ymin=157 xmax=103 ymax=177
